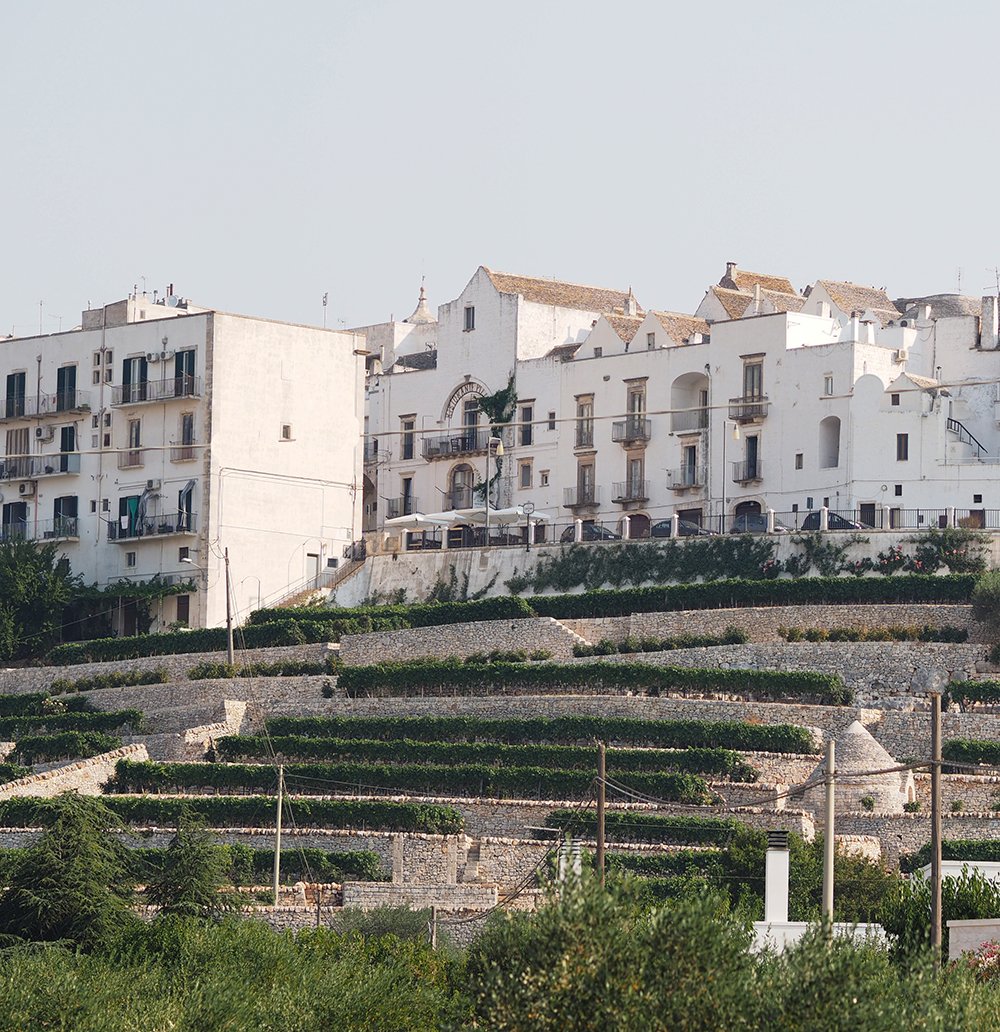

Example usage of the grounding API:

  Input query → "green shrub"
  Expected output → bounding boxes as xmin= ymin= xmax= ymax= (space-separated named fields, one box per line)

xmin=248 ymin=595 xmax=534 ymax=628
xmin=618 ymin=636 xmax=641 ymax=654
xmin=942 ymin=738 xmax=1000 ymax=765
xmin=529 ymin=649 xmax=553 ymax=661
xmin=860 ymin=795 xmax=874 ymax=811
xmin=951 ymin=799 xmax=964 ymax=812
xmin=902 ymin=838 xmax=1000 ymax=872
xmin=0 ymin=709 xmax=146 ymax=739
xmin=778 ymin=625 xmax=967 ymax=644
xmin=945 ymin=682 xmax=1000 ymax=709
xmin=903 ymin=800 xmax=921 ymax=813
xmin=593 ymin=639 xmax=618 ymax=656
xmin=14 ymin=731 xmax=122 ymax=764
xmin=0 ymin=763 xmax=31 ymax=782
xmin=48 ymin=668 xmax=169 ymax=694
xmin=186 ymin=659 xmax=326 ymax=680
xmin=543 ymin=809 xmax=741 ymax=844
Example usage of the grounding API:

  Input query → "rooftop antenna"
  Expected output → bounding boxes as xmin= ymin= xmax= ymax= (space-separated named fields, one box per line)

xmin=322 ymin=292 xmax=329 ymax=329
xmin=48 ymin=314 xmax=63 ymax=333
xmin=140 ymin=275 xmax=146 ymax=296
xmin=958 ymin=267 xmax=962 ymax=295
xmin=38 ymin=301 xmax=43 ymax=335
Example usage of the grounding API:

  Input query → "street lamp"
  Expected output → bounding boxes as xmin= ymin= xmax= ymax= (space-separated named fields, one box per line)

xmin=182 ymin=547 xmax=233 ymax=663
xmin=721 ymin=419 xmax=741 ymax=532
xmin=484 ymin=435 xmax=504 ymax=545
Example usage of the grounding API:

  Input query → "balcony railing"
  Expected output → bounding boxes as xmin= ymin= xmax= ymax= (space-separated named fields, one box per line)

xmin=1 ymin=518 xmax=78 ymax=542
xmin=446 ymin=487 xmax=477 ymax=509
xmin=0 ymin=391 xmax=93 ymax=422
xmin=386 ymin=496 xmax=418 ymax=519
xmin=611 ymin=417 xmax=652 ymax=443
xmin=732 ymin=460 xmax=763 ymax=483
xmin=670 ymin=408 xmax=709 ymax=433
xmin=422 ymin=429 xmax=491 ymax=459
xmin=111 ymin=376 xmax=202 ymax=406
xmin=170 ymin=443 xmax=197 ymax=462
xmin=612 ymin=479 xmax=650 ymax=503
xmin=563 ymin=485 xmax=600 ymax=507
xmin=108 ymin=513 xmax=198 ymax=542
xmin=118 ymin=449 xmax=145 ymax=470
xmin=575 ymin=424 xmax=594 ymax=448
xmin=363 ymin=440 xmax=379 ymax=463
xmin=667 ymin=465 xmax=706 ymax=489
xmin=729 ymin=395 xmax=769 ymax=421
xmin=0 ymin=453 xmax=81 ymax=479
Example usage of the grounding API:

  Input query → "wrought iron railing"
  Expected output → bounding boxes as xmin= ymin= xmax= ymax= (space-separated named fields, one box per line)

xmin=611 ymin=418 xmax=652 ymax=443
xmin=612 ymin=480 xmax=650 ymax=502
xmin=111 ymin=376 xmax=202 ymax=406
xmin=108 ymin=513 xmax=198 ymax=541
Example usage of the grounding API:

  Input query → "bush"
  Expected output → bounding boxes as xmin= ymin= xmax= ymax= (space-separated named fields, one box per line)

xmin=248 ymin=595 xmax=534 ymax=629
xmin=14 ymin=731 xmax=123 ymax=765
xmin=903 ymin=800 xmax=921 ymax=812
xmin=0 ymin=709 xmax=146 ymax=739
xmin=945 ymin=682 xmax=1000 ymax=709
xmin=543 ymin=809 xmax=742 ymax=844
xmin=942 ymin=738 xmax=1000 ymax=766
xmin=186 ymin=659 xmax=329 ymax=680
xmin=860 ymin=795 xmax=874 ymax=811
xmin=972 ymin=569 xmax=1000 ymax=636
xmin=778 ymin=624 xmax=968 ymax=644
xmin=0 ymin=763 xmax=31 ymax=782
xmin=48 ymin=668 xmax=169 ymax=694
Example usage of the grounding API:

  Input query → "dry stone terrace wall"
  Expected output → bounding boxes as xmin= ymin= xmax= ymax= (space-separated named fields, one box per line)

xmin=0 ymin=745 xmax=148 ymax=799
xmin=837 ymin=812 xmax=1000 ymax=867
xmin=560 ymin=604 xmax=986 ymax=644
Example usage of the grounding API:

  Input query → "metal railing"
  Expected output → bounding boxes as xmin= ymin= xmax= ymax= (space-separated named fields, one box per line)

xmin=385 ymin=496 xmax=418 ymax=519
xmin=732 ymin=460 xmax=763 ymax=482
xmin=0 ymin=390 xmax=93 ymax=421
xmin=947 ymin=418 xmax=988 ymax=457
xmin=575 ymin=424 xmax=594 ymax=448
xmin=667 ymin=465 xmax=706 ymax=489
xmin=36 ymin=518 xmax=80 ymax=540
xmin=563 ymin=485 xmax=600 ymax=507
xmin=670 ymin=408 xmax=709 ymax=432
xmin=363 ymin=440 xmax=379 ymax=463
xmin=422 ymin=429 xmax=491 ymax=459
xmin=611 ymin=417 xmax=652 ymax=443
xmin=445 ymin=487 xmax=477 ymax=509
xmin=0 ymin=454 xmax=81 ymax=479
xmin=118 ymin=449 xmax=145 ymax=469
xmin=111 ymin=376 xmax=202 ymax=406
xmin=729 ymin=395 xmax=769 ymax=421
xmin=108 ymin=513 xmax=198 ymax=541
xmin=170 ymin=443 xmax=197 ymax=462
xmin=612 ymin=479 xmax=650 ymax=502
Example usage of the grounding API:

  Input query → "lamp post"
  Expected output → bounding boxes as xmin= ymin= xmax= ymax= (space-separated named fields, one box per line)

xmin=485 ymin=435 xmax=504 ymax=545
xmin=182 ymin=548 xmax=233 ymax=663
xmin=721 ymin=419 xmax=741 ymax=532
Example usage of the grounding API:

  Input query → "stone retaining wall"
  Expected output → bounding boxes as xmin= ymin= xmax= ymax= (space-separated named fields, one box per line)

xmin=560 ymin=605 xmax=986 ymax=644
xmin=836 ymin=812 xmax=1000 ymax=866
xmin=339 ymin=617 xmax=586 ymax=666
xmin=744 ymin=752 xmax=819 ymax=784
xmin=911 ymin=773 xmax=1000 ymax=813
xmin=0 ymin=744 xmax=148 ymax=799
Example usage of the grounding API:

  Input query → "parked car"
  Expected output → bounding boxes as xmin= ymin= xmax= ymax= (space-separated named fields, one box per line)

xmin=560 ymin=521 xmax=622 ymax=543
xmin=800 ymin=511 xmax=869 ymax=531
xmin=730 ymin=513 xmax=792 ymax=534
xmin=650 ymin=519 xmax=718 ymax=538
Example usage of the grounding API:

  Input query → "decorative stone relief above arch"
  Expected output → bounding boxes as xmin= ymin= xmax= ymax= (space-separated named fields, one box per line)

xmin=442 ymin=380 xmax=487 ymax=422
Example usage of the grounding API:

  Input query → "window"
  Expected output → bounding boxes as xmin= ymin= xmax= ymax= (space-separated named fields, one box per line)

xmin=540 ymin=470 xmax=549 ymax=487
xmin=896 ymin=433 xmax=909 ymax=461
xmin=104 ymin=367 xmax=112 ymax=383
xmin=174 ymin=350 xmax=196 ymax=396
xmin=94 ymin=353 xmax=101 ymax=367
xmin=121 ymin=356 xmax=148 ymax=403
xmin=92 ymin=369 xmax=101 ymax=385
xmin=91 ymin=415 xmax=99 ymax=429
xmin=103 ymin=433 xmax=111 ymax=448
xmin=400 ymin=418 xmax=415 ymax=460
xmin=647 ymin=332 xmax=656 ymax=349
xmin=175 ymin=595 xmax=190 ymax=625
xmin=102 ymin=498 xmax=109 ymax=512
xmin=895 ymin=484 xmax=903 ymax=496
xmin=795 ymin=453 xmax=803 ymax=469
xmin=519 ymin=461 xmax=532 ymax=489
xmin=548 ymin=411 xmax=556 ymax=430
xmin=576 ymin=396 xmax=594 ymax=448
xmin=127 ymin=419 xmax=142 ymax=465
xmin=105 ymin=350 xmax=113 ymax=366
xmin=281 ymin=424 xmax=292 ymax=441
xmin=823 ymin=497 xmax=830 ymax=508
xmin=179 ymin=546 xmax=189 ymax=561
xmin=464 ymin=306 xmax=475 ymax=331
xmin=401 ymin=477 xmax=413 ymax=515
xmin=462 ymin=398 xmax=480 ymax=449
xmin=593 ymin=347 xmax=602 ymax=358
xmin=126 ymin=551 xmax=137 ymax=568
xmin=53 ymin=496 xmax=78 ymax=537
xmin=743 ymin=361 xmax=763 ymax=398
xmin=520 ymin=405 xmax=533 ymax=447
xmin=55 ymin=365 xmax=77 ymax=411
xmin=91 ymin=434 xmax=99 ymax=449
xmin=90 ymin=500 xmax=97 ymax=513
xmin=824 ymin=375 xmax=834 ymax=396
xmin=577 ymin=462 xmax=595 ymax=504
xmin=626 ymin=385 xmax=646 ymax=437
xmin=104 ymin=413 xmax=112 ymax=427
xmin=5 ymin=372 xmax=26 ymax=419
xmin=891 ymin=393 xmax=900 ymax=406
xmin=975 ymin=494 xmax=983 ymax=504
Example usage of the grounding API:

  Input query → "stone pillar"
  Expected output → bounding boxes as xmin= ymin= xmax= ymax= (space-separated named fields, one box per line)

xmin=766 ymin=509 xmax=776 ymax=534
xmin=574 ymin=519 xmax=584 ymax=543
xmin=670 ymin=513 xmax=680 ymax=537
xmin=819 ymin=506 xmax=829 ymax=532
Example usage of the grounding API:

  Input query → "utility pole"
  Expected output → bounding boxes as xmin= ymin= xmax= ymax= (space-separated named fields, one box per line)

xmin=931 ymin=693 xmax=943 ymax=966
xmin=822 ymin=739 xmax=835 ymax=933
xmin=273 ymin=764 xmax=284 ymax=906
xmin=597 ymin=743 xmax=606 ymax=887
xmin=224 ymin=547 xmax=233 ymax=664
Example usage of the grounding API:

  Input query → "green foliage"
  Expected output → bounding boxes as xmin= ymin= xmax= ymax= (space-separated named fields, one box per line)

xmin=263 ymin=713 xmax=819 ymax=754
xmin=544 ymin=809 xmax=742 ymax=844
xmin=788 ymin=532 xmax=866 ymax=577
xmin=107 ymin=757 xmax=713 ymax=803
xmin=248 ymin=594 xmax=533 ymax=628
xmin=186 ymin=657 xmax=331 ymax=680
xmin=907 ymin=527 xmax=988 ymax=574
xmin=942 ymin=738 xmax=1000 ymax=766
xmin=425 ymin=564 xmax=497 ymax=603
xmin=0 ymin=793 xmax=136 ymax=948
xmin=48 ymin=667 xmax=169 ymax=693
xmin=779 ymin=623 xmax=967 ymax=642
xmin=574 ymin=626 xmax=751 ymax=656
xmin=339 ymin=658 xmax=852 ymax=705
xmin=972 ymin=568 xmax=1000 ymax=636
xmin=945 ymin=680 xmax=1000 ymax=709
xmin=14 ymin=730 xmax=123 ymax=764
xmin=903 ymin=800 xmax=921 ymax=812
xmin=0 ymin=762 xmax=31 ymax=781
xmin=529 ymin=574 xmax=977 ymax=619
xmin=0 ymin=708 xmax=146 ymax=739
xmin=0 ymin=538 xmax=80 ymax=661
xmin=903 ymin=838 xmax=1000 ymax=872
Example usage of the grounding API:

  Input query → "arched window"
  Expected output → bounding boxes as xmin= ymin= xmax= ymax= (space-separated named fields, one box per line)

xmin=819 ymin=416 xmax=841 ymax=469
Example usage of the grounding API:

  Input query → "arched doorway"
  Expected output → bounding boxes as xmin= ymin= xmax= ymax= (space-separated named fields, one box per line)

xmin=734 ymin=500 xmax=761 ymax=517
xmin=449 ymin=463 xmax=475 ymax=510
xmin=626 ymin=513 xmax=650 ymax=539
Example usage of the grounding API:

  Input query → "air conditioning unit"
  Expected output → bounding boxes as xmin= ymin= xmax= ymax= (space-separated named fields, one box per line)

xmin=35 ymin=425 xmax=54 ymax=441
xmin=146 ymin=479 xmax=162 ymax=491
xmin=894 ymin=349 xmax=908 ymax=363
xmin=161 ymin=350 xmax=175 ymax=362
xmin=161 ymin=575 xmax=175 ymax=587
xmin=18 ymin=482 xmax=35 ymax=497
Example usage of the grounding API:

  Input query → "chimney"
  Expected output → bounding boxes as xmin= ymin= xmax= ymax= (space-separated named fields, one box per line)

xmin=764 ymin=830 xmax=790 ymax=924
xmin=982 ymin=296 xmax=998 ymax=349
xmin=726 ymin=261 xmax=738 ymax=280
xmin=625 ymin=288 xmax=638 ymax=317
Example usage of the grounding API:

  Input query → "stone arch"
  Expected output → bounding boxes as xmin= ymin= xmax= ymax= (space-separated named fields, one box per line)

xmin=621 ymin=512 xmax=650 ymax=539
xmin=448 ymin=462 xmax=476 ymax=509
xmin=819 ymin=415 xmax=841 ymax=469
xmin=441 ymin=381 xmax=487 ymax=425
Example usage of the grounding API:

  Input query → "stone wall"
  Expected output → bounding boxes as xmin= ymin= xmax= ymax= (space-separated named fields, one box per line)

xmin=560 ymin=604 xmax=985 ymax=644
xmin=744 ymin=752 xmax=819 ymax=784
xmin=911 ymin=773 xmax=1000 ymax=813
xmin=836 ymin=811 xmax=1000 ymax=867
xmin=339 ymin=617 xmax=586 ymax=666
xmin=0 ymin=744 xmax=148 ymax=799
xmin=124 ymin=701 xmax=247 ymax=761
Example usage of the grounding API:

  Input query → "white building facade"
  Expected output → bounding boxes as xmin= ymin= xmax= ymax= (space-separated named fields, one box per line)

xmin=2 ymin=291 xmax=365 ymax=632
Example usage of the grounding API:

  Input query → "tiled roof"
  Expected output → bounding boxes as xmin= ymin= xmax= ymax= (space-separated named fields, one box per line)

xmin=484 ymin=268 xmax=641 ymax=315
xmin=605 ymin=314 xmax=644 ymax=345
xmin=650 ymin=311 xmax=711 ymax=344
xmin=761 ymin=289 xmax=805 ymax=313
xmin=394 ymin=350 xmax=437 ymax=371
xmin=728 ymin=270 xmax=796 ymax=295
xmin=905 ymin=374 xmax=939 ymax=390
xmin=548 ymin=341 xmax=583 ymax=360
xmin=711 ymin=286 xmax=753 ymax=319
xmin=894 ymin=294 xmax=982 ymax=320
xmin=817 ymin=281 xmax=900 ymax=323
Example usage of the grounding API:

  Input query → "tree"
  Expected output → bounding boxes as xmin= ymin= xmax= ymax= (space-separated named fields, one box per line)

xmin=144 ymin=813 xmax=237 ymax=920
xmin=0 ymin=792 xmax=135 ymax=949
xmin=0 ymin=538 xmax=79 ymax=661
xmin=971 ymin=569 xmax=1000 ymax=638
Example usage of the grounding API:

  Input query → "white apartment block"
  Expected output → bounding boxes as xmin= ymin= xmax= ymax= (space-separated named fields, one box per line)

xmin=1 ymin=290 xmax=365 ymax=632
xmin=361 ymin=264 xmax=1000 ymax=548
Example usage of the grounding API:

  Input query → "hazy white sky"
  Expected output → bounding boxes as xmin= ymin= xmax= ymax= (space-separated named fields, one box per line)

xmin=3 ymin=0 xmax=999 ymax=337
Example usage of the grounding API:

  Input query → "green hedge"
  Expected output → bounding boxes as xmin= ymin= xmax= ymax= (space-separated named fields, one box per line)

xmin=528 ymin=575 xmax=978 ymax=619
xmin=0 ymin=764 xmax=31 ymax=783
xmin=214 ymin=737 xmax=758 ymax=781
xmin=46 ymin=621 xmax=332 ymax=666
xmin=104 ymin=758 xmax=712 ymax=804
xmin=900 ymin=839 xmax=1000 ymax=873
xmin=263 ymin=715 xmax=818 ymax=754
xmin=543 ymin=808 xmax=742 ymax=844
xmin=49 ymin=669 xmax=169 ymax=694
xmin=0 ymin=795 xmax=463 ymax=833
xmin=941 ymin=739 xmax=1000 ymax=766
xmin=946 ymin=681 xmax=1000 ymax=709
xmin=0 ymin=709 xmax=146 ymax=740
xmin=573 ymin=627 xmax=750 ymax=657
xmin=780 ymin=625 xmax=968 ymax=643
xmin=605 ymin=849 xmax=721 ymax=878
xmin=248 ymin=596 xmax=534 ymax=629
xmin=187 ymin=659 xmax=333 ymax=680
xmin=339 ymin=659 xmax=852 ymax=706
xmin=12 ymin=731 xmax=122 ymax=764
xmin=0 ymin=693 xmax=54 ymax=718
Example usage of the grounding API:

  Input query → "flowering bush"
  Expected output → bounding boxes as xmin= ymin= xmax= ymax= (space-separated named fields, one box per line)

xmin=962 ymin=939 xmax=1000 ymax=982
xmin=876 ymin=545 xmax=908 ymax=576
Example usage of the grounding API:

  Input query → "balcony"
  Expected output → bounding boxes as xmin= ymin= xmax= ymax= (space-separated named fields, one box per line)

xmin=446 ymin=487 xmax=477 ymax=509
xmin=0 ymin=390 xmax=93 ymax=422
xmin=563 ymin=486 xmax=600 ymax=508
xmin=422 ymin=429 xmax=491 ymax=460
xmin=612 ymin=480 xmax=650 ymax=503
xmin=118 ymin=449 xmax=145 ymax=470
xmin=169 ymin=443 xmax=197 ymax=463
xmin=611 ymin=417 xmax=652 ymax=444
xmin=108 ymin=513 xmax=198 ymax=542
xmin=0 ymin=454 xmax=81 ymax=480
xmin=575 ymin=425 xmax=594 ymax=449
xmin=728 ymin=395 xmax=769 ymax=422
xmin=671 ymin=408 xmax=709 ymax=433
xmin=1 ymin=518 xmax=78 ymax=543
xmin=110 ymin=376 xmax=202 ymax=407
xmin=363 ymin=440 xmax=379 ymax=464
xmin=732 ymin=460 xmax=763 ymax=483
xmin=667 ymin=465 xmax=706 ymax=490
xmin=386 ymin=496 xmax=418 ymax=519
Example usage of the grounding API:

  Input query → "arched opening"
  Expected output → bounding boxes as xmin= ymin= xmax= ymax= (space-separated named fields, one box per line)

xmin=626 ymin=513 xmax=650 ymax=539
xmin=670 ymin=372 xmax=710 ymax=432
xmin=448 ymin=463 xmax=476 ymax=510
xmin=819 ymin=416 xmax=841 ymax=469
xmin=734 ymin=500 xmax=761 ymax=517
xmin=907 ymin=783 xmax=915 ymax=803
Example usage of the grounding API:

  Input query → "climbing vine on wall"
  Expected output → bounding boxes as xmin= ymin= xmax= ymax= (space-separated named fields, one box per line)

xmin=473 ymin=373 xmax=517 ymax=504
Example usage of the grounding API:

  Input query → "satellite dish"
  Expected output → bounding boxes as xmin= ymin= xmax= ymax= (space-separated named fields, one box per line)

xmin=166 ymin=296 xmax=179 ymax=307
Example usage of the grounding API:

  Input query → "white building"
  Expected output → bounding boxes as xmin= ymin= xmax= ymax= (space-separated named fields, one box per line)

xmin=1 ymin=289 xmax=365 ymax=632
xmin=362 ymin=263 xmax=1000 ymax=548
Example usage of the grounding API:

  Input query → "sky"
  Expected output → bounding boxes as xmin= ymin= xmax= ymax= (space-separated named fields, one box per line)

xmin=3 ymin=0 xmax=1000 ymax=337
